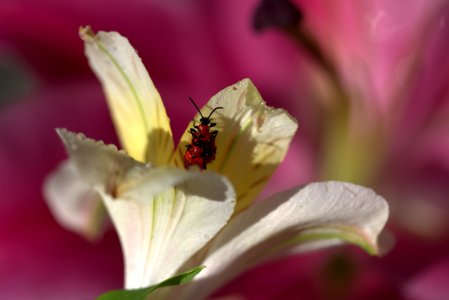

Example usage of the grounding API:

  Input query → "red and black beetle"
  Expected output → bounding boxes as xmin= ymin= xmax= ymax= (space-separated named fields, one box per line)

xmin=184 ymin=97 xmax=223 ymax=170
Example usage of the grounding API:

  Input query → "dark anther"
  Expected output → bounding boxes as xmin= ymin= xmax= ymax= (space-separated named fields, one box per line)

xmin=253 ymin=0 xmax=302 ymax=32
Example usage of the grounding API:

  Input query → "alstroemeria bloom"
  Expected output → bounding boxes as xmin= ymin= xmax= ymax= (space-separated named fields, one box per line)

xmin=44 ymin=27 xmax=389 ymax=299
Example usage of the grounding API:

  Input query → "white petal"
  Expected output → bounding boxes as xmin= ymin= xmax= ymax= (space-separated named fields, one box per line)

xmin=43 ymin=160 xmax=107 ymax=240
xmin=173 ymin=79 xmax=298 ymax=213
xmin=80 ymin=26 xmax=174 ymax=164
xmin=56 ymin=129 xmax=207 ymax=200
xmin=101 ymin=171 xmax=236 ymax=288
xmin=177 ymin=181 xmax=389 ymax=299
xmin=56 ymin=129 xmax=236 ymax=288
xmin=56 ymin=128 xmax=143 ymax=194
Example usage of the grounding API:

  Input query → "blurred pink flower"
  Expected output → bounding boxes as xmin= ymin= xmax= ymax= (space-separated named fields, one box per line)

xmin=211 ymin=0 xmax=449 ymax=299
xmin=297 ymin=0 xmax=449 ymax=196
xmin=297 ymin=0 xmax=449 ymax=239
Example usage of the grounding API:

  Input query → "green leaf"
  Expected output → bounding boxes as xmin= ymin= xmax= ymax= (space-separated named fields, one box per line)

xmin=97 ymin=266 xmax=205 ymax=300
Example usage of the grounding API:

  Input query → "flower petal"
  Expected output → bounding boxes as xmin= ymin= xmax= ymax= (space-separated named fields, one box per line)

xmin=56 ymin=129 xmax=209 ymax=200
xmin=80 ymin=26 xmax=174 ymax=164
xmin=43 ymin=160 xmax=107 ymax=240
xmin=173 ymin=79 xmax=298 ymax=213
xmin=177 ymin=181 xmax=388 ymax=299
xmin=102 ymin=172 xmax=235 ymax=289
xmin=56 ymin=129 xmax=236 ymax=288
xmin=405 ymin=257 xmax=449 ymax=300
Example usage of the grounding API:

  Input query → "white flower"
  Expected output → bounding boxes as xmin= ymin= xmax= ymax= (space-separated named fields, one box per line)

xmin=44 ymin=26 xmax=389 ymax=299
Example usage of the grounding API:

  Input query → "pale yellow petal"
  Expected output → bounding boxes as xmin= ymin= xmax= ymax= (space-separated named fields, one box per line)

xmin=80 ymin=26 xmax=173 ymax=164
xmin=172 ymin=79 xmax=298 ymax=213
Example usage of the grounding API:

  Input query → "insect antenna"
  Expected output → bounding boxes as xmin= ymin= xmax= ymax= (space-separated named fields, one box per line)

xmin=207 ymin=106 xmax=224 ymax=119
xmin=189 ymin=97 xmax=205 ymax=119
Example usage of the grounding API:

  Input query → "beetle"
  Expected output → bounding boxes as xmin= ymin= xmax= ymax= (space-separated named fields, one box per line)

xmin=184 ymin=97 xmax=223 ymax=170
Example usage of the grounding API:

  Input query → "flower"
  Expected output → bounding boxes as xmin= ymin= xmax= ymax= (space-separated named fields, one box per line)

xmin=44 ymin=27 xmax=389 ymax=298
xmin=0 ymin=2 xmax=307 ymax=298
xmin=245 ymin=0 xmax=449 ymax=298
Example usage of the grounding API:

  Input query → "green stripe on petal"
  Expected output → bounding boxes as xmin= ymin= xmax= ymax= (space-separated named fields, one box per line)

xmin=80 ymin=26 xmax=174 ymax=165
xmin=267 ymin=224 xmax=380 ymax=257
xmin=175 ymin=181 xmax=389 ymax=300
xmin=101 ymin=172 xmax=235 ymax=288
xmin=173 ymin=79 xmax=298 ymax=213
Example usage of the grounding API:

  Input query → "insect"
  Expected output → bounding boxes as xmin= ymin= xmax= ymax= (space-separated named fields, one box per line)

xmin=184 ymin=97 xmax=223 ymax=170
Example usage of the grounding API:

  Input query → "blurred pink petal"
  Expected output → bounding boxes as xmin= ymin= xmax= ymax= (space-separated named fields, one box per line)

xmin=210 ymin=1 xmax=449 ymax=299
xmin=212 ymin=253 xmax=325 ymax=300
xmin=0 ymin=82 xmax=122 ymax=299
xmin=0 ymin=0 xmax=186 ymax=82
xmin=297 ymin=0 xmax=448 ymax=113
xmin=406 ymin=257 xmax=449 ymax=300
xmin=213 ymin=249 xmax=405 ymax=300
xmin=296 ymin=0 xmax=449 ymax=232
xmin=0 ymin=0 xmax=303 ymax=108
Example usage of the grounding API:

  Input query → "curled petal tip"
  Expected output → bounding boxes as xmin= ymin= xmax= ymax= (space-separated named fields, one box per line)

xmin=79 ymin=25 xmax=95 ymax=41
